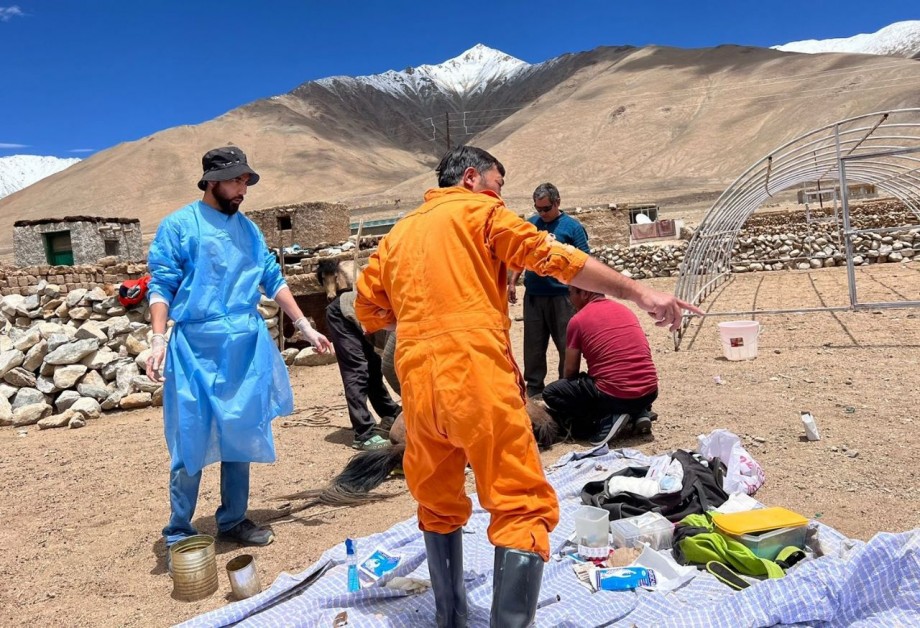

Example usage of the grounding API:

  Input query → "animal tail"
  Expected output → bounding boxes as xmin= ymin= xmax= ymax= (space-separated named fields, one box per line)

xmin=275 ymin=444 xmax=406 ymax=507
xmin=334 ymin=443 xmax=406 ymax=493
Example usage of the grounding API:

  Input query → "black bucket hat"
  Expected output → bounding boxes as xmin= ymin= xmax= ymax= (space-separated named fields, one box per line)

xmin=197 ymin=146 xmax=260 ymax=191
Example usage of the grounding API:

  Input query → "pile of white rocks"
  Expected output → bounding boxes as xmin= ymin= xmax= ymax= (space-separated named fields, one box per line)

xmin=0 ymin=283 xmax=289 ymax=429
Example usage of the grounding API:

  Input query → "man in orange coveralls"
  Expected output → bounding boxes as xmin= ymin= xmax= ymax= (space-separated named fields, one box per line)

xmin=355 ymin=146 xmax=701 ymax=627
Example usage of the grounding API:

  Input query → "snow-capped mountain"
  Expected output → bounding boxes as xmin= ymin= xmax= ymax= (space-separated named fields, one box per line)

xmin=773 ymin=20 xmax=920 ymax=58
xmin=315 ymin=44 xmax=532 ymax=98
xmin=280 ymin=43 xmax=595 ymax=155
xmin=0 ymin=155 xmax=80 ymax=200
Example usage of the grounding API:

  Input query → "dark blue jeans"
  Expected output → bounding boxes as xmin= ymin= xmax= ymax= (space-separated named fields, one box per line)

xmin=162 ymin=458 xmax=250 ymax=546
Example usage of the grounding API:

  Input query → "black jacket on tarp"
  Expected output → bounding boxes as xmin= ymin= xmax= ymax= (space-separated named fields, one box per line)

xmin=580 ymin=450 xmax=730 ymax=522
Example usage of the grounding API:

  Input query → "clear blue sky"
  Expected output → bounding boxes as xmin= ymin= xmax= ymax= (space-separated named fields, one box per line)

xmin=2 ymin=1 xmax=917 ymax=157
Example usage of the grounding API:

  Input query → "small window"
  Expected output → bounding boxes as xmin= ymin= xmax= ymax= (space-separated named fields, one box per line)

xmin=277 ymin=215 xmax=292 ymax=230
xmin=629 ymin=206 xmax=658 ymax=224
xmin=104 ymin=239 xmax=120 ymax=256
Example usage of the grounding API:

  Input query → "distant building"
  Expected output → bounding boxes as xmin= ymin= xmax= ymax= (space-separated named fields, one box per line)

xmin=797 ymin=183 xmax=877 ymax=205
xmin=13 ymin=216 xmax=144 ymax=267
xmin=552 ymin=202 xmax=683 ymax=247
xmin=247 ymin=202 xmax=350 ymax=250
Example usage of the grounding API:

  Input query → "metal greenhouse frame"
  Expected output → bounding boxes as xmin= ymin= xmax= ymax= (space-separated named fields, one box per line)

xmin=674 ymin=108 xmax=920 ymax=350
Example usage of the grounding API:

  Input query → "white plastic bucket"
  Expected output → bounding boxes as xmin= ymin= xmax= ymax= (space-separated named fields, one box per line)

xmin=717 ymin=321 xmax=761 ymax=361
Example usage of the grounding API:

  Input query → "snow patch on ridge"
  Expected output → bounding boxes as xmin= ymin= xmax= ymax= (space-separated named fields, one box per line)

xmin=316 ymin=44 xmax=530 ymax=97
xmin=773 ymin=21 xmax=920 ymax=58
xmin=0 ymin=155 xmax=81 ymax=199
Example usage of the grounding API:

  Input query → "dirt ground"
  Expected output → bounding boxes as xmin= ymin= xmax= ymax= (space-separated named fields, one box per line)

xmin=2 ymin=263 xmax=920 ymax=627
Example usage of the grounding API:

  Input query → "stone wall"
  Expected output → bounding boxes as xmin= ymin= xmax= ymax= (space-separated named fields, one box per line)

xmin=13 ymin=217 xmax=144 ymax=267
xmin=0 ymin=257 xmax=148 ymax=297
xmin=0 ymin=284 xmax=162 ymax=429
xmin=247 ymin=202 xmax=350 ymax=250
xmin=0 ymin=231 xmax=385 ymax=299
xmin=594 ymin=199 xmax=920 ymax=279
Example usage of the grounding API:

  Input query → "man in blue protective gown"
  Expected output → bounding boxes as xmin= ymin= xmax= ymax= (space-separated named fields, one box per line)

xmin=146 ymin=146 xmax=333 ymax=554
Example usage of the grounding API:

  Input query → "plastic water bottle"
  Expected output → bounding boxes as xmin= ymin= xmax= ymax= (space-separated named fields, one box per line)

xmin=345 ymin=538 xmax=360 ymax=592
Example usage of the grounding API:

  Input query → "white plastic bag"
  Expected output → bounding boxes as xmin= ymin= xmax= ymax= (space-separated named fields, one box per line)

xmin=697 ymin=429 xmax=765 ymax=496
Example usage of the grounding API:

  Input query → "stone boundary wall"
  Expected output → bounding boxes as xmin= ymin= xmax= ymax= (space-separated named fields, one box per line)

xmin=1 ymin=256 xmax=148 ymax=297
xmin=594 ymin=199 xmax=919 ymax=279
xmin=0 ymin=235 xmax=387 ymax=299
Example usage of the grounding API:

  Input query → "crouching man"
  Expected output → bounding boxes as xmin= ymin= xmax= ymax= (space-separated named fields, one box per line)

xmin=543 ymin=286 xmax=659 ymax=447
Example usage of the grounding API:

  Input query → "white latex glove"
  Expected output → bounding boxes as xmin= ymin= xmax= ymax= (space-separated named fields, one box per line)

xmin=294 ymin=317 xmax=334 ymax=354
xmin=146 ymin=334 xmax=167 ymax=382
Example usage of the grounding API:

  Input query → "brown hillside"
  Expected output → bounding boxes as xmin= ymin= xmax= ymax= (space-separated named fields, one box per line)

xmin=2 ymin=45 xmax=919 ymax=257
xmin=385 ymin=46 xmax=920 ymax=210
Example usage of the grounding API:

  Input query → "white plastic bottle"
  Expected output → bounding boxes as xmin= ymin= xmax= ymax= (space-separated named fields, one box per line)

xmin=801 ymin=412 xmax=820 ymax=441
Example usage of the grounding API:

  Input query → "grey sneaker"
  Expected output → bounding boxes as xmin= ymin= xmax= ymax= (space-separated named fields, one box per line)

xmin=217 ymin=518 xmax=275 ymax=546
xmin=589 ymin=413 xmax=631 ymax=446
xmin=633 ymin=415 xmax=653 ymax=435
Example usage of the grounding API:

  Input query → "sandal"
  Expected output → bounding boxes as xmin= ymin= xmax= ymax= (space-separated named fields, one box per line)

xmin=352 ymin=434 xmax=392 ymax=451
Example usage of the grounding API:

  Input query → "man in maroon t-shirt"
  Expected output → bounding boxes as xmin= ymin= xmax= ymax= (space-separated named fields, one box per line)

xmin=542 ymin=286 xmax=659 ymax=446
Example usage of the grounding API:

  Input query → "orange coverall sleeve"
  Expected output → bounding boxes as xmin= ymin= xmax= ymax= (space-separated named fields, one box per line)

xmin=485 ymin=204 xmax=589 ymax=282
xmin=354 ymin=241 xmax=396 ymax=334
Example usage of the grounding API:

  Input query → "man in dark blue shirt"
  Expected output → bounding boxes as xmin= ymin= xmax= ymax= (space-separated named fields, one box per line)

xmin=509 ymin=183 xmax=590 ymax=398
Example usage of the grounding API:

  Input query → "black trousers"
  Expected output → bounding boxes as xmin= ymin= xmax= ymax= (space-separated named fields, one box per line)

xmin=523 ymin=293 xmax=576 ymax=397
xmin=381 ymin=332 xmax=400 ymax=395
xmin=325 ymin=297 xmax=401 ymax=441
xmin=543 ymin=374 xmax=657 ymax=439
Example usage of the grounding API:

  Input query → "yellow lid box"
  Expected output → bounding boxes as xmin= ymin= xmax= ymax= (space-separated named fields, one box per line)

xmin=712 ymin=507 xmax=809 ymax=536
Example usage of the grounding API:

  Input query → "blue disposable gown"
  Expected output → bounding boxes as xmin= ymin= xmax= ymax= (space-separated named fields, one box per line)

xmin=148 ymin=201 xmax=293 ymax=476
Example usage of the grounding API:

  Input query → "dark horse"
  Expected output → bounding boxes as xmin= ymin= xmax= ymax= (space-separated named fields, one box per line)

xmin=276 ymin=398 xmax=560 ymax=507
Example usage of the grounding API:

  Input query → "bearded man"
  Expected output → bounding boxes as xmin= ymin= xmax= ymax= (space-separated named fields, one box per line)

xmin=146 ymin=147 xmax=332 ymax=562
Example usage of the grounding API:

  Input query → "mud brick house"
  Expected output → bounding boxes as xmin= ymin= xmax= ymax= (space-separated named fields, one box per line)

xmin=247 ymin=202 xmax=350 ymax=250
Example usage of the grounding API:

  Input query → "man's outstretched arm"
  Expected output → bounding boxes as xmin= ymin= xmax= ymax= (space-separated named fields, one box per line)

xmin=568 ymin=257 xmax=703 ymax=332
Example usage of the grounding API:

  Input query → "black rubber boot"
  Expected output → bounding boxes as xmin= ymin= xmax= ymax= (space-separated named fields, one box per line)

xmin=490 ymin=546 xmax=544 ymax=628
xmin=423 ymin=529 xmax=468 ymax=628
